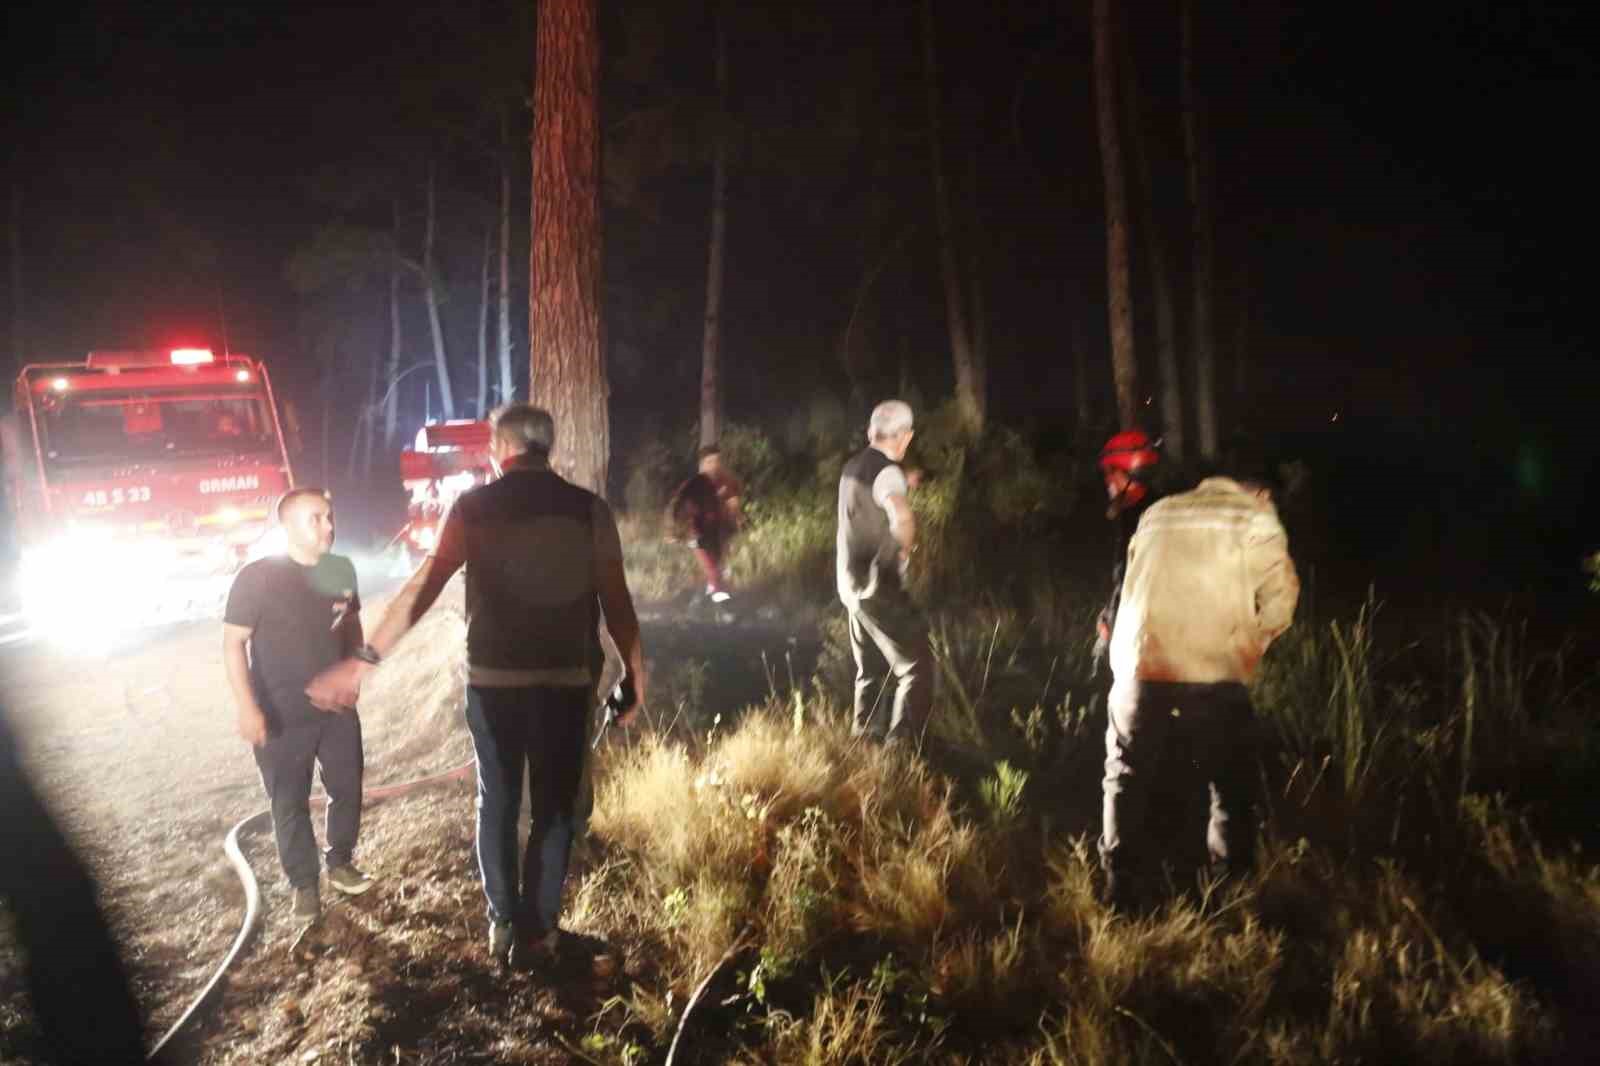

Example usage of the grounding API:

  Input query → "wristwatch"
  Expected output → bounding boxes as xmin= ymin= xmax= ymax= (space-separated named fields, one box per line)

xmin=354 ymin=644 xmax=382 ymax=665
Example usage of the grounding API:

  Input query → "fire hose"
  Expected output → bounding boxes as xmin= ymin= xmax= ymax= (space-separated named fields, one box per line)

xmin=145 ymin=760 xmax=475 ymax=1062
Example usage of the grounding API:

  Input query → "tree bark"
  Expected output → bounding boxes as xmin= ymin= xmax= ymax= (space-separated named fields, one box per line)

xmin=420 ymin=161 xmax=456 ymax=420
xmin=920 ymin=0 xmax=983 ymax=435
xmin=1182 ymin=0 xmax=1219 ymax=458
xmin=498 ymin=106 xmax=515 ymax=405
xmin=477 ymin=222 xmax=491 ymax=418
xmin=1093 ymin=0 xmax=1138 ymax=430
xmin=531 ymin=0 xmax=608 ymax=495
xmin=1120 ymin=18 xmax=1184 ymax=459
xmin=9 ymin=181 xmax=23 ymax=367
xmin=383 ymin=216 xmax=404 ymax=446
xmin=699 ymin=7 xmax=729 ymax=451
xmin=1071 ymin=306 xmax=1094 ymax=435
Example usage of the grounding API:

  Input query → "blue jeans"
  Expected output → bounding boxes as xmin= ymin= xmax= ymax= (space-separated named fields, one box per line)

xmin=464 ymin=685 xmax=589 ymax=934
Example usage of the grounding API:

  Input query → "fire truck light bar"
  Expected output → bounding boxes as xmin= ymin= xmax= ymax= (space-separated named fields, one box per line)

xmin=170 ymin=348 xmax=215 ymax=365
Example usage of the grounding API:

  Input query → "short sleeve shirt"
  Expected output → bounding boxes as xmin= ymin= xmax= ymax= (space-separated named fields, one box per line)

xmin=871 ymin=464 xmax=909 ymax=512
xmin=224 ymin=554 xmax=360 ymax=725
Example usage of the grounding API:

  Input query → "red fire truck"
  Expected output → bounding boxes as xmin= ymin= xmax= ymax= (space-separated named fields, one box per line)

xmin=0 ymin=347 xmax=296 ymax=641
xmin=393 ymin=419 xmax=494 ymax=566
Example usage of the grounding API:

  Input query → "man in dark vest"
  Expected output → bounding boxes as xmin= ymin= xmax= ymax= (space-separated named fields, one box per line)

xmin=837 ymin=399 xmax=931 ymax=743
xmin=307 ymin=405 xmax=647 ymax=972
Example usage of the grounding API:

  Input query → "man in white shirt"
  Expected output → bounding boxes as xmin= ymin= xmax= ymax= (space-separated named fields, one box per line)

xmin=835 ymin=400 xmax=931 ymax=742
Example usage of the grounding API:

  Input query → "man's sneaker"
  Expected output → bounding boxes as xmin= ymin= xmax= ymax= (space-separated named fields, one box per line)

xmin=488 ymin=921 xmax=515 ymax=964
xmin=327 ymin=864 xmax=376 ymax=896
xmin=709 ymin=590 xmax=732 ymax=604
xmin=509 ymin=928 xmax=561 ymax=973
xmin=293 ymin=884 xmax=321 ymax=920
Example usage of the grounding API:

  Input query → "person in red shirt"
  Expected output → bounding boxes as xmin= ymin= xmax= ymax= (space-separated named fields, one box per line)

xmin=667 ymin=444 xmax=744 ymax=604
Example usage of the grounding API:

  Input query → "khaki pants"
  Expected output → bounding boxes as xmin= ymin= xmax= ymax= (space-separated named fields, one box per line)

xmin=847 ymin=592 xmax=932 ymax=742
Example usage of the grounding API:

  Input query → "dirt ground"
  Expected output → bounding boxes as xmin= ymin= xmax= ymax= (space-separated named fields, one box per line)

xmin=0 ymin=579 xmax=820 ymax=1064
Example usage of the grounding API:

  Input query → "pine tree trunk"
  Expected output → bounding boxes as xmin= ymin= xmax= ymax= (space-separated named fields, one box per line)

xmin=1093 ymin=0 xmax=1138 ymax=430
xmin=1182 ymin=0 xmax=1219 ymax=458
xmin=477 ymin=223 xmax=491 ymax=418
xmin=921 ymin=0 xmax=983 ymax=435
xmin=1072 ymin=307 xmax=1094 ymax=435
xmin=498 ymin=107 xmax=515 ymax=405
xmin=383 ymin=213 xmax=404 ymax=446
xmin=9 ymin=181 xmax=23 ymax=366
xmin=967 ymin=148 xmax=990 ymax=402
xmin=531 ymin=0 xmax=608 ymax=495
xmin=699 ymin=8 xmax=728 ymax=451
xmin=422 ymin=161 xmax=456 ymax=420
xmin=1120 ymin=20 xmax=1184 ymax=459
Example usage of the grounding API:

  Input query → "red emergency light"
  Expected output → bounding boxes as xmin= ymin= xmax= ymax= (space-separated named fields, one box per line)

xmin=170 ymin=348 xmax=215 ymax=365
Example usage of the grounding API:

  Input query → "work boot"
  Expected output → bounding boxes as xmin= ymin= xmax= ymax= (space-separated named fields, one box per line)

xmin=327 ymin=863 xmax=376 ymax=896
xmin=293 ymin=884 xmax=321 ymax=921
xmin=509 ymin=928 xmax=561 ymax=973
xmin=488 ymin=921 xmax=514 ymax=966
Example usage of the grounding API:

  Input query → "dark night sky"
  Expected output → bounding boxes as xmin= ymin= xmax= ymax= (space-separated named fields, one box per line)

xmin=3 ymin=0 xmax=1595 ymax=555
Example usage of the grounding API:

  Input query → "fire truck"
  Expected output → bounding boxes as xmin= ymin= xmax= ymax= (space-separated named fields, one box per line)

xmin=0 ymin=347 xmax=295 ymax=641
xmin=393 ymin=419 xmax=494 ymax=566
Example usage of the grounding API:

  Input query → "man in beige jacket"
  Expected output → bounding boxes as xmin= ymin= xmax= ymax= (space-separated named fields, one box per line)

xmin=1099 ymin=473 xmax=1300 ymax=910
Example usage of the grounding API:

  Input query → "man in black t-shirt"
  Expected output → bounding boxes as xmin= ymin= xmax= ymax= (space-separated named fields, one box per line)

xmin=223 ymin=488 xmax=373 ymax=921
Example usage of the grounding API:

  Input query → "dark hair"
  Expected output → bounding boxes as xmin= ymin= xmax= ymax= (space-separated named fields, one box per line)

xmin=490 ymin=404 xmax=555 ymax=455
xmin=276 ymin=487 xmax=330 ymax=522
xmin=697 ymin=443 xmax=721 ymax=460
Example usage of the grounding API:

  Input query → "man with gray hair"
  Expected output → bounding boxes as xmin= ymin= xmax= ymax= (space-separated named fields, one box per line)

xmin=308 ymin=404 xmax=647 ymax=972
xmin=836 ymin=399 xmax=931 ymax=742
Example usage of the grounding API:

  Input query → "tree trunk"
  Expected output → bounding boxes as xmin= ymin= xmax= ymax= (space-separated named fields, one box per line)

xmin=477 ymin=223 xmax=491 ymax=418
xmin=967 ymin=148 xmax=990 ymax=400
xmin=531 ymin=0 xmax=608 ymax=495
xmin=920 ymin=0 xmax=983 ymax=435
xmin=1119 ymin=18 xmax=1184 ymax=459
xmin=1182 ymin=0 xmax=1219 ymax=458
xmin=9 ymin=181 xmax=23 ymax=367
xmin=421 ymin=161 xmax=456 ymax=420
xmin=346 ymin=324 xmax=381 ymax=480
xmin=498 ymin=106 xmax=516 ymax=405
xmin=1093 ymin=0 xmax=1138 ymax=430
xmin=383 ymin=222 xmax=403 ymax=446
xmin=1071 ymin=306 xmax=1093 ymax=436
xmin=699 ymin=7 xmax=729 ymax=451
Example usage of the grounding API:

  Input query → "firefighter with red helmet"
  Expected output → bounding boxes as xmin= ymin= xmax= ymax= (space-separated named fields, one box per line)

xmin=1093 ymin=430 xmax=1162 ymax=673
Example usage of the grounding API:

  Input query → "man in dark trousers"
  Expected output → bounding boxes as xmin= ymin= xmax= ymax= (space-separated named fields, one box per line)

xmin=837 ymin=399 xmax=931 ymax=743
xmin=667 ymin=443 xmax=744 ymax=604
xmin=223 ymin=488 xmax=373 ymax=922
xmin=1099 ymin=469 xmax=1300 ymax=911
xmin=307 ymin=405 xmax=647 ymax=972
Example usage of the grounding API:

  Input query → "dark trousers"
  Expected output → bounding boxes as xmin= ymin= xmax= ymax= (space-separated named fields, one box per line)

xmin=690 ymin=529 xmax=728 ymax=593
xmin=847 ymin=591 xmax=933 ymax=742
xmin=252 ymin=711 xmax=364 ymax=889
xmin=464 ymin=684 xmax=588 ymax=934
xmin=1098 ymin=679 xmax=1258 ymax=904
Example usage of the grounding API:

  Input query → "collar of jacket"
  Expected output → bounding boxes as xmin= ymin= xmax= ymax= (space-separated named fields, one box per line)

xmin=500 ymin=450 xmax=551 ymax=475
xmin=1194 ymin=476 xmax=1253 ymax=496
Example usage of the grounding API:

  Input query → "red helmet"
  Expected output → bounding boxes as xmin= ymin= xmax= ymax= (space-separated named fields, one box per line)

xmin=1098 ymin=430 xmax=1161 ymax=477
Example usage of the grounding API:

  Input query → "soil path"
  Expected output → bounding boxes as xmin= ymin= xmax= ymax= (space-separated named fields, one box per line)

xmin=0 ymin=583 xmax=824 ymax=1061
